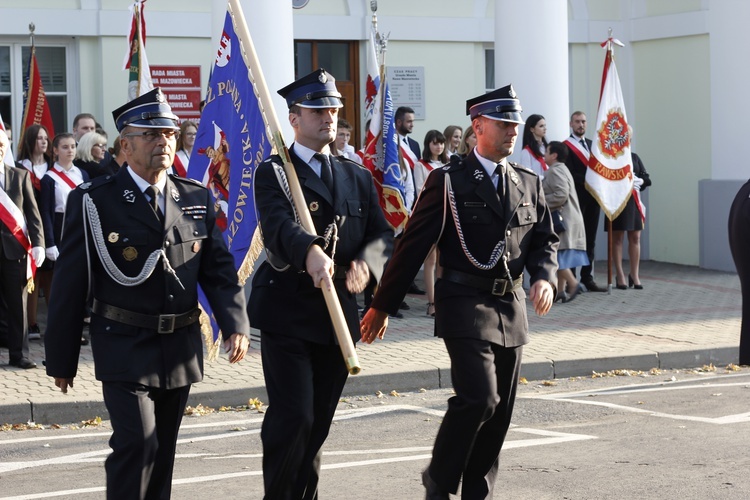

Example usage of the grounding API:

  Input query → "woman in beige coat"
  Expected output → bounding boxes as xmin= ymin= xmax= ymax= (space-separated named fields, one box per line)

xmin=541 ymin=141 xmax=589 ymax=302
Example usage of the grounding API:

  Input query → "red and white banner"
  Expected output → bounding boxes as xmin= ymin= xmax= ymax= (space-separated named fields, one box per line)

xmin=586 ymin=36 xmax=633 ymax=220
xmin=361 ymin=31 xmax=408 ymax=232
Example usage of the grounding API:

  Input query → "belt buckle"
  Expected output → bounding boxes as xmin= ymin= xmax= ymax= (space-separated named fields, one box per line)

xmin=157 ymin=314 xmax=176 ymax=334
xmin=491 ymin=278 xmax=509 ymax=296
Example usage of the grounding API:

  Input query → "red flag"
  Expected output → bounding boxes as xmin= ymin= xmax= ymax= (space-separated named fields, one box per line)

xmin=21 ymin=45 xmax=55 ymax=139
xmin=586 ymin=36 xmax=632 ymax=220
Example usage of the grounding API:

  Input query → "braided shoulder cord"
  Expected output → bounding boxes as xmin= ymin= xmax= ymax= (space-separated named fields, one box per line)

xmin=83 ymin=193 xmax=163 ymax=287
xmin=445 ymin=173 xmax=506 ymax=271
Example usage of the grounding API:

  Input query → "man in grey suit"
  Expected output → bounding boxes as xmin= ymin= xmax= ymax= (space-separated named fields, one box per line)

xmin=45 ymin=89 xmax=250 ymax=499
xmin=362 ymin=85 xmax=559 ymax=499
xmin=0 ymin=129 xmax=45 ymax=369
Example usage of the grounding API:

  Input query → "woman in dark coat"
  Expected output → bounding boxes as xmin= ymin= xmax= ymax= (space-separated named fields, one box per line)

xmin=729 ymin=179 xmax=750 ymax=365
xmin=607 ymin=152 xmax=651 ymax=289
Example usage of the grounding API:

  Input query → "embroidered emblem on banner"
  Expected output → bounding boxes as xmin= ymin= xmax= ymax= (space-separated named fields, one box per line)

xmin=597 ymin=108 xmax=631 ymax=160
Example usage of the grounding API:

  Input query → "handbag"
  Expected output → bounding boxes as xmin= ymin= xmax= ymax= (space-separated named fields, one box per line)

xmin=551 ymin=209 xmax=567 ymax=233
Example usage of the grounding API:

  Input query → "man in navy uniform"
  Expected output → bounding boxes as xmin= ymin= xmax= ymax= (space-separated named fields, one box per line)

xmin=248 ymin=69 xmax=393 ymax=499
xmin=361 ymin=85 xmax=559 ymax=499
xmin=45 ymin=88 xmax=250 ymax=499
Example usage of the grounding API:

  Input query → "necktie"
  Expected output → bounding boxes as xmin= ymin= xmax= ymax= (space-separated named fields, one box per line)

xmin=313 ymin=153 xmax=334 ymax=194
xmin=579 ymin=138 xmax=588 ymax=151
xmin=495 ymin=163 xmax=507 ymax=207
xmin=146 ymin=185 xmax=163 ymax=221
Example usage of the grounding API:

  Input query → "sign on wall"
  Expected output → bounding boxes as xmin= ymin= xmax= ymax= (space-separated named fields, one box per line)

xmin=150 ymin=65 xmax=202 ymax=123
xmin=386 ymin=66 xmax=425 ymax=120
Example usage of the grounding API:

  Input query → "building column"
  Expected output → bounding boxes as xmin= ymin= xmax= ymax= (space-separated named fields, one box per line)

xmin=212 ymin=0 xmax=294 ymax=139
xmin=494 ymin=0 xmax=569 ymax=146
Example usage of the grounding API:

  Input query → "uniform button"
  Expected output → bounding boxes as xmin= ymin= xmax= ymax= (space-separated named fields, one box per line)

xmin=165 ymin=240 xmax=170 ymax=247
xmin=168 ymin=295 xmax=174 ymax=301
xmin=358 ymin=207 xmax=362 ymax=213
xmin=193 ymin=230 xmax=199 ymax=236
xmin=105 ymin=326 xmax=111 ymax=331
xmin=123 ymin=238 xmax=129 ymax=243
xmin=506 ymin=230 xmax=511 ymax=236
xmin=335 ymin=215 xmax=341 ymax=222
xmin=472 ymin=215 xmax=478 ymax=220
xmin=525 ymin=215 xmax=532 ymax=221
xmin=269 ymin=279 xmax=274 ymax=285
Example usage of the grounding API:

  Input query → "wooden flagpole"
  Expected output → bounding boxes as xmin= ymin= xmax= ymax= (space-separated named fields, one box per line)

xmin=227 ymin=0 xmax=361 ymax=375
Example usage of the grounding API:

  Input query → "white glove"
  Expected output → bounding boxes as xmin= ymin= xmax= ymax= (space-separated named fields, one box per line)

xmin=31 ymin=246 xmax=45 ymax=267
xmin=633 ymin=176 xmax=644 ymax=190
xmin=46 ymin=246 xmax=59 ymax=262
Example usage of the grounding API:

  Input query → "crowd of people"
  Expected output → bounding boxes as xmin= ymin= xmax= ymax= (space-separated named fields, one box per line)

xmin=0 ymin=69 xmax=653 ymax=498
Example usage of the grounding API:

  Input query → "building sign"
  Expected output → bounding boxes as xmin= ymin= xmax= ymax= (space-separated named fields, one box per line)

xmin=386 ymin=66 xmax=425 ymax=120
xmin=150 ymin=65 xmax=202 ymax=122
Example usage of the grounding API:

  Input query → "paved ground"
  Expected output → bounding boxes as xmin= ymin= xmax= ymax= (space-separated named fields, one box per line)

xmin=0 ymin=260 xmax=742 ymax=425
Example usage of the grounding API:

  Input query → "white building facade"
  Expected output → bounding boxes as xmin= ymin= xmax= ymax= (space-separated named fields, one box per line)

xmin=0 ymin=0 xmax=746 ymax=271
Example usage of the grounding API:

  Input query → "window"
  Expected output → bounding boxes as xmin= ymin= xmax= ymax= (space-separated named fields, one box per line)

xmin=0 ymin=46 xmax=11 ymax=129
xmin=485 ymin=48 xmax=495 ymax=91
xmin=0 ymin=43 xmax=70 ymax=145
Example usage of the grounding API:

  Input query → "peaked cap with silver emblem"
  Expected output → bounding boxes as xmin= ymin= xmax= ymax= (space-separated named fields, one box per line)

xmin=278 ymin=68 xmax=343 ymax=109
xmin=112 ymin=87 xmax=180 ymax=132
xmin=466 ymin=84 xmax=524 ymax=124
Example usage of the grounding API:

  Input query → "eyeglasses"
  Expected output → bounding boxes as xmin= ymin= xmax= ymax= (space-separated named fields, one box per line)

xmin=94 ymin=143 xmax=107 ymax=148
xmin=122 ymin=130 xmax=180 ymax=142
xmin=185 ymin=132 xmax=197 ymax=138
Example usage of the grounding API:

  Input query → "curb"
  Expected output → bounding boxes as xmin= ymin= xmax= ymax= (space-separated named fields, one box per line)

xmin=9 ymin=346 xmax=738 ymax=425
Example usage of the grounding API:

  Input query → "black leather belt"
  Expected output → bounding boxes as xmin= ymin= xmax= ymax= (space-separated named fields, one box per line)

xmin=92 ymin=299 xmax=201 ymax=334
xmin=441 ymin=268 xmax=523 ymax=296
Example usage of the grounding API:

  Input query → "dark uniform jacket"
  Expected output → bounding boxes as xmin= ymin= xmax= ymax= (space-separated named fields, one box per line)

xmin=248 ymin=146 xmax=393 ymax=344
xmin=1 ymin=165 xmax=45 ymax=257
xmin=371 ymin=151 xmax=559 ymax=347
xmin=44 ymin=167 xmax=249 ymax=388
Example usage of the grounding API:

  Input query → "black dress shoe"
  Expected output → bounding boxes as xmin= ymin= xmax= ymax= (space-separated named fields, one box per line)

xmin=389 ymin=311 xmax=403 ymax=319
xmin=399 ymin=301 xmax=410 ymax=310
xmin=408 ymin=283 xmax=426 ymax=295
xmin=422 ymin=469 xmax=449 ymax=500
xmin=582 ymin=280 xmax=606 ymax=292
xmin=9 ymin=357 xmax=37 ymax=369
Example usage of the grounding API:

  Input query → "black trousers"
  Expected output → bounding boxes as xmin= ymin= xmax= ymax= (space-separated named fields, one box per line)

xmin=576 ymin=187 xmax=601 ymax=283
xmin=0 ymin=243 xmax=29 ymax=362
xmin=101 ymin=381 xmax=191 ymax=500
xmin=260 ymin=331 xmax=349 ymax=500
xmin=428 ymin=339 xmax=523 ymax=499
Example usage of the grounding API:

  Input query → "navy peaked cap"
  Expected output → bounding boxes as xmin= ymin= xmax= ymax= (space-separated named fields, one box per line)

xmin=278 ymin=69 xmax=343 ymax=109
xmin=466 ymin=84 xmax=524 ymax=124
xmin=112 ymin=88 xmax=180 ymax=132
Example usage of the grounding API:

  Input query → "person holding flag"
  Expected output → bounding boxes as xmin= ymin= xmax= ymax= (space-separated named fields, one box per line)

xmin=44 ymin=89 xmax=250 ymax=499
xmin=248 ymin=69 xmax=393 ymax=499
xmin=586 ymin=32 xmax=636 ymax=289
xmin=0 ymin=129 xmax=45 ymax=369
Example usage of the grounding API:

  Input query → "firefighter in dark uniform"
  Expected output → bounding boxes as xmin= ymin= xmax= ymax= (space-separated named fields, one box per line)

xmin=44 ymin=88 xmax=250 ymax=500
xmin=248 ymin=69 xmax=393 ymax=499
xmin=361 ymin=85 xmax=559 ymax=499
